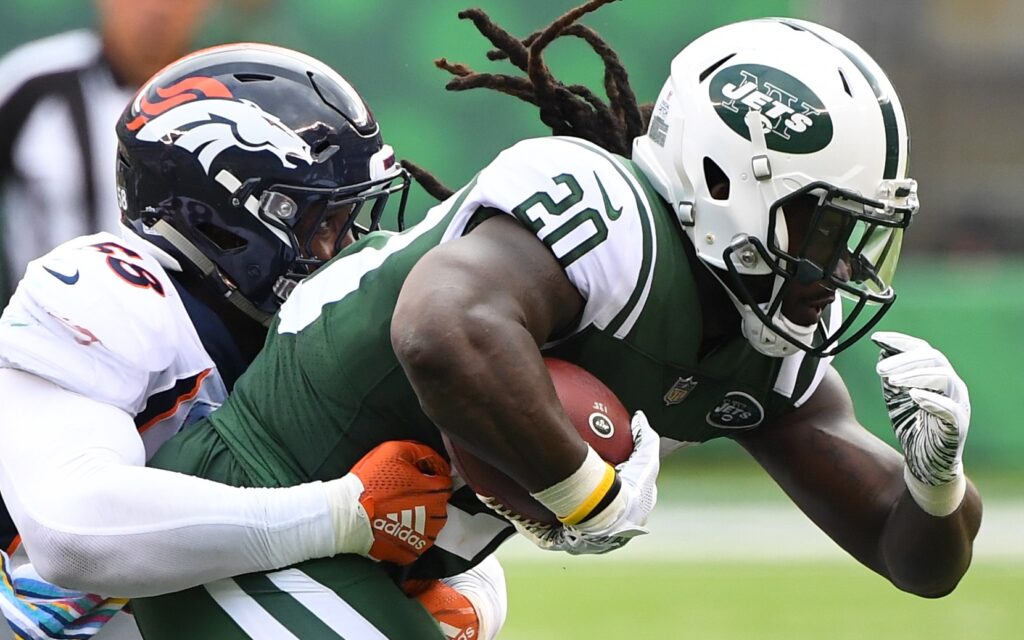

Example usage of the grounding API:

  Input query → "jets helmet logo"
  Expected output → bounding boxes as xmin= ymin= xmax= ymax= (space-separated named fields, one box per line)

xmin=710 ymin=64 xmax=833 ymax=154
xmin=126 ymin=76 xmax=313 ymax=174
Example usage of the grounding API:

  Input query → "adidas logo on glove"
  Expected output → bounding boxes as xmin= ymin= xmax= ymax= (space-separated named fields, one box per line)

xmin=373 ymin=507 xmax=428 ymax=551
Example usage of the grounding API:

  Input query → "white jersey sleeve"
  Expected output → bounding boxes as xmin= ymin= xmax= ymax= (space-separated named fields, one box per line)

xmin=0 ymin=368 xmax=339 ymax=597
xmin=0 ymin=232 xmax=211 ymax=415
xmin=442 ymin=137 xmax=658 ymax=338
xmin=0 ymin=234 xmax=345 ymax=597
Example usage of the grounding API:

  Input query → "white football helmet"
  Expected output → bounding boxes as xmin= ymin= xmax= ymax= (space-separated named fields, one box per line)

xmin=633 ymin=18 xmax=918 ymax=357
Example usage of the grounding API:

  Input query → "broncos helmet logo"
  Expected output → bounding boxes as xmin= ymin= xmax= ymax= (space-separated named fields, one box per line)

xmin=127 ymin=76 xmax=314 ymax=174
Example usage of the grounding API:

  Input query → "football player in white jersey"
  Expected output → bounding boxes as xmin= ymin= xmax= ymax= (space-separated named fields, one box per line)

xmin=406 ymin=0 xmax=980 ymax=595
xmin=0 ymin=43 xmax=491 ymax=639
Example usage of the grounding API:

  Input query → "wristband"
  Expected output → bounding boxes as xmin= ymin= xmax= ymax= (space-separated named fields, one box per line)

xmin=531 ymin=446 xmax=621 ymax=526
xmin=903 ymin=466 xmax=966 ymax=517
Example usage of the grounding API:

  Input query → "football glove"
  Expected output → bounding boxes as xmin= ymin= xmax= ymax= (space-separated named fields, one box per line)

xmin=492 ymin=411 xmax=660 ymax=555
xmin=326 ymin=440 xmax=452 ymax=565
xmin=403 ymin=579 xmax=480 ymax=640
xmin=872 ymin=331 xmax=970 ymax=516
xmin=404 ymin=555 xmax=506 ymax=640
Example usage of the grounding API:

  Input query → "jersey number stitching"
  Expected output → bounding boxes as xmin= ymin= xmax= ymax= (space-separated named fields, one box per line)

xmin=511 ymin=173 xmax=609 ymax=267
xmin=90 ymin=242 xmax=166 ymax=296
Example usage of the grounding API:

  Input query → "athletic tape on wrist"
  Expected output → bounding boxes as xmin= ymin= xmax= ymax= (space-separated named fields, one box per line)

xmin=531 ymin=446 xmax=620 ymax=526
xmin=903 ymin=466 xmax=967 ymax=517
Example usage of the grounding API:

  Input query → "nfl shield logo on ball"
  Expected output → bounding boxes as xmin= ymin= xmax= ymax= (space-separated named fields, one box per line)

xmin=589 ymin=412 xmax=615 ymax=439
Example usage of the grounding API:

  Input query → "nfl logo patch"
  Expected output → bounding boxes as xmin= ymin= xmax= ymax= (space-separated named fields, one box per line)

xmin=663 ymin=376 xmax=698 ymax=406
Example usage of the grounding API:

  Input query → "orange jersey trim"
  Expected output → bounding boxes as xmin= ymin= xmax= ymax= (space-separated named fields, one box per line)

xmin=137 ymin=368 xmax=212 ymax=434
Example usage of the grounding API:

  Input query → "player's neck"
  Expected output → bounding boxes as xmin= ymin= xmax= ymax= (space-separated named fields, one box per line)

xmin=689 ymin=249 xmax=741 ymax=359
xmin=175 ymin=271 xmax=267 ymax=365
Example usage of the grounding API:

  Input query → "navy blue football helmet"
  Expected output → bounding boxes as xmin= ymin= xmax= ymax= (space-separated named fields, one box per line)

xmin=116 ymin=43 xmax=409 ymax=322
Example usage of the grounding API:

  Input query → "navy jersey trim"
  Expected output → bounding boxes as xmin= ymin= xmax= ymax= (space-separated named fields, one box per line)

xmin=134 ymin=369 xmax=212 ymax=432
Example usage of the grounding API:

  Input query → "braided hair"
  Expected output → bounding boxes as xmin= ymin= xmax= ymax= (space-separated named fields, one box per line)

xmin=404 ymin=0 xmax=652 ymax=200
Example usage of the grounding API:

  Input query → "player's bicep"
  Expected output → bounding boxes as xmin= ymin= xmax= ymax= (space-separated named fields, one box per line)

xmin=0 ymin=367 xmax=145 ymax=486
xmin=397 ymin=213 xmax=583 ymax=345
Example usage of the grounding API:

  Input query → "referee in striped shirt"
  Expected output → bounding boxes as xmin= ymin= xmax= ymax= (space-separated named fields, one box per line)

xmin=0 ymin=0 xmax=212 ymax=305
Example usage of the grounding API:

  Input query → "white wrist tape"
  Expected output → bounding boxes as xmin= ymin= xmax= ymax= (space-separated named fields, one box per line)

xmin=531 ymin=446 xmax=621 ymax=527
xmin=903 ymin=466 xmax=967 ymax=517
xmin=323 ymin=473 xmax=374 ymax=555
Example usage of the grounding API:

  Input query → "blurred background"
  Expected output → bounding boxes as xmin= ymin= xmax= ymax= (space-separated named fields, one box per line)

xmin=0 ymin=1 xmax=1020 ymax=638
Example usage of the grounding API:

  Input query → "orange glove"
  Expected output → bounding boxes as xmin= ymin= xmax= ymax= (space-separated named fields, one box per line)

xmin=403 ymin=579 xmax=481 ymax=640
xmin=350 ymin=441 xmax=452 ymax=565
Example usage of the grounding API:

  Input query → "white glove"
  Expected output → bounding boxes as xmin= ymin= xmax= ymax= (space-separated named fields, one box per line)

xmin=872 ymin=331 xmax=970 ymax=516
xmin=487 ymin=411 xmax=660 ymax=555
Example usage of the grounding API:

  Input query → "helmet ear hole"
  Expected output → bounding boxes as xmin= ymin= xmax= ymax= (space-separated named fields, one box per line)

xmin=703 ymin=157 xmax=730 ymax=200
xmin=195 ymin=222 xmax=247 ymax=252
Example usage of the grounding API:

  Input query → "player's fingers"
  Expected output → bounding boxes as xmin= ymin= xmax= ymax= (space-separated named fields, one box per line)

xmin=410 ymin=446 xmax=452 ymax=479
xmin=876 ymin=347 xmax=949 ymax=378
xmin=871 ymin=331 xmax=932 ymax=356
xmin=910 ymin=388 xmax=970 ymax=427
xmin=883 ymin=366 xmax=956 ymax=396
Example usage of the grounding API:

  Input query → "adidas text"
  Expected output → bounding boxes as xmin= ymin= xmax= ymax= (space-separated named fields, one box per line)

xmin=373 ymin=518 xmax=427 ymax=550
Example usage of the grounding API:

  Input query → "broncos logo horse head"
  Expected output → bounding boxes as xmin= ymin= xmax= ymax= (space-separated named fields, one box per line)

xmin=130 ymin=77 xmax=313 ymax=174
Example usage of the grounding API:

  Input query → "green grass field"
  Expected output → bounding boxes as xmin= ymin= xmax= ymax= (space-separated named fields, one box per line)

xmin=499 ymin=560 xmax=1024 ymax=639
xmin=496 ymin=458 xmax=1022 ymax=639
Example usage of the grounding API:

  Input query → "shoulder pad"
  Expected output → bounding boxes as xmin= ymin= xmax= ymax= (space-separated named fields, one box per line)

xmin=0 ymin=234 xmax=196 ymax=409
xmin=472 ymin=137 xmax=659 ymax=336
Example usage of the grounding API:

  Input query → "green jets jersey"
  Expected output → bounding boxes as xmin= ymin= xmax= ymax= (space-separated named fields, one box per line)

xmin=171 ymin=136 xmax=838 ymax=577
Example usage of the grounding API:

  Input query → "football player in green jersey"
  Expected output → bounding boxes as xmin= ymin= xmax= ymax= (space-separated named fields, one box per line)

xmin=133 ymin=1 xmax=980 ymax=638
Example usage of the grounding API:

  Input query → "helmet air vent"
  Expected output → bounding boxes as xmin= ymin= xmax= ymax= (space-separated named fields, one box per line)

xmin=703 ymin=157 xmax=730 ymax=200
xmin=699 ymin=53 xmax=736 ymax=83
xmin=233 ymin=73 xmax=274 ymax=83
xmin=837 ymin=68 xmax=853 ymax=97
xmin=195 ymin=222 xmax=247 ymax=252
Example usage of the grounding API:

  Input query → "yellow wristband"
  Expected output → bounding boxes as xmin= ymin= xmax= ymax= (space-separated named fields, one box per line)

xmin=559 ymin=462 xmax=616 ymax=526
xmin=532 ymin=446 xmax=620 ymax=525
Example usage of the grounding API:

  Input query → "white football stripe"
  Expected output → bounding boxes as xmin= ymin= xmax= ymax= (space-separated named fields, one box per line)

xmin=435 ymin=503 xmax=513 ymax=560
xmin=204 ymin=578 xmax=300 ymax=640
xmin=267 ymin=568 xmax=389 ymax=639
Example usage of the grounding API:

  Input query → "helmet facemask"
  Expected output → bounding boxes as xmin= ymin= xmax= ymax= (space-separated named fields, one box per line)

xmin=721 ymin=180 xmax=917 ymax=357
xmin=254 ymin=161 xmax=411 ymax=300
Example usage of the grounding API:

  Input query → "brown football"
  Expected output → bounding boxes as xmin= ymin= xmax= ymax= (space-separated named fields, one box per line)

xmin=443 ymin=357 xmax=633 ymax=525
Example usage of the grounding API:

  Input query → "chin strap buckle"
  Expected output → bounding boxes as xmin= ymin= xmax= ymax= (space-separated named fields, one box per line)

xmin=273 ymin=276 xmax=298 ymax=303
xmin=744 ymin=110 xmax=773 ymax=181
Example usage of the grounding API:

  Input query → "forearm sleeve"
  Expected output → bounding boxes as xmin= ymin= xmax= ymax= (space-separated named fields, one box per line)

xmin=0 ymin=368 xmax=337 ymax=597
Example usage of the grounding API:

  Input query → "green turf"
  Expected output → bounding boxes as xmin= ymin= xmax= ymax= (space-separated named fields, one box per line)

xmin=499 ymin=560 xmax=1024 ymax=639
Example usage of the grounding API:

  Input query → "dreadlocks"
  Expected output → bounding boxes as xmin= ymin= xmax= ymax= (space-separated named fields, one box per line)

xmin=408 ymin=0 xmax=652 ymax=201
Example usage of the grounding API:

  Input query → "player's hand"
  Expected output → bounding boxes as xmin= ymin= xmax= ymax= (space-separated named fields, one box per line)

xmin=494 ymin=411 xmax=660 ymax=555
xmin=403 ymin=579 xmax=481 ymax=640
xmin=872 ymin=332 xmax=970 ymax=514
xmin=328 ymin=441 xmax=452 ymax=565
xmin=600 ymin=409 xmax=660 ymax=536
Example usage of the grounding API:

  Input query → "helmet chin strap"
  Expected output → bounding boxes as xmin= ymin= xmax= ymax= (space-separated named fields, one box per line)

xmin=708 ymin=266 xmax=816 ymax=358
xmin=150 ymin=219 xmax=274 ymax=327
